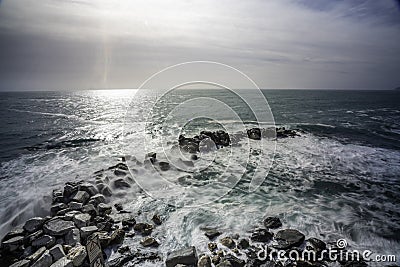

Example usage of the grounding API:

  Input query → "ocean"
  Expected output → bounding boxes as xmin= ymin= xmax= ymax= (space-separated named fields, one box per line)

xmin=0 ymin=89 xmax=399 ymax=264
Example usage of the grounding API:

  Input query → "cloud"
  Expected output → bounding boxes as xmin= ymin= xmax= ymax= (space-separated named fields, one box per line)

xmin=0 ymin=0 xmax=399 ymax=90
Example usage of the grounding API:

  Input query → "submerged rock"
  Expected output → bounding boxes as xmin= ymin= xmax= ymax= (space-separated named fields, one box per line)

xmin=275 ymin=229 xmax=305 ymax=249
xmin=204 ymin=229 xmax=221 ymax=240
xmin=251 ymin=229 xmax=273 ymax=243
xmin=263 ymin=217 xmax=282 ymax=229
xmin=166 ymin=246 xmax=198 ymax=267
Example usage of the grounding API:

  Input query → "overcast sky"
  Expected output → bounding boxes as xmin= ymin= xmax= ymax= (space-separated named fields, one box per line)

xmin=0 ymin=0 xmax=399 ymax=91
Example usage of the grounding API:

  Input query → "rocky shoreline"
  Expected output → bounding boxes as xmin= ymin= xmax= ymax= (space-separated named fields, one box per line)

xmin=0 ymin=128 xmax=369 ymax=267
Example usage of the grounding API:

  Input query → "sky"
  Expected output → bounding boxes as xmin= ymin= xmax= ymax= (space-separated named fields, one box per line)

xmin=0 ymin=0 xmax=399 ymax=91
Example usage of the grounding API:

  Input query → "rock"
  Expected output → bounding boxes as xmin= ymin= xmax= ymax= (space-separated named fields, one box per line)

xmin=49 ymin=244 xmax=66 ymax=261
xmin=114 ymin=169 xmax=127 ymax=177
xmin=146 ymin=152 xmax=157 ymax=160
xmin=109 ymin=229 xmax=125 ymax=245
xmin=101 ymin=186 xmax=112 ymax=197
xmin=97 ymin=232 xmax=111 ymax=248
xmin=89 ymin=194 xmax=106 ymax=206
xmin=151 ymin=214 xmax=162 ymax=225
xmin=32 ymin=250 xmax=53 ymax=267
xmin=114 ymin=203 xmax=123 ymax=211
xmin=9 ymin=259 xmax=30 ymax=267
xmin=43 ymin=218 xmax=75 ymax=236
xmin=113 ymin=178 xmax=131 ymax=189
xmin=24 ymin=217 xmax=45 ymax=233
xmin=158 ymin=162 xmax=170 ymax=171
xmin=50 ymin=257 xmax=73 ymax=267
xmin=1 ymin=235 xmax=24 ymax=251
xmin=51 ymin=203 xmax=68 ymax=216
xmin=190 ymin=154 xmax=198 ymax=160
xmin=32 ymin=235 xmax=55 ymax=248
xmin=140 ymin=236 xmax=159 ymax=247
xmin=73 ymin=213 xmax=91 ymax=228
xmin=56 ymin=208 xmax=72 ymax=216
xmin=81 ymin=204 xmax=97 ymax=217
xmin=117 ymin=245 xmax=130 ymax=254
xmin=64 ymin=228 xmax=80 ymax=246
xmin=71 ymin=191 xmax=90 ymax=204
xmin=133 ymin=223 xmax=153 ymax=235
xmin=247 ymin=128 xmax=261 ymax=140
xmin=98 ymin=203 xmax=112 ymax=216
xmin=66 ymin=245 xmax=87 ymax=266
xmin=63 ymin=182 xmax=79 ymax=199
xmin=2 ymin=227 xmax=25 ymax=241
xmin=80 ymin=226 xmax=98 ymax=241
xmin=122 ymin=217 xmax=136 ymax=227
xmin=198 ymin=255 xmax=212 ymax=267
xmin=208 ymin=242 xmax=217 ymax=252
xmin=263 ymin=217 xmax=282 ymax=229
xmin=165 ymin=246 xmax=198 ymax=267
xmin=27 ymin=246 xmax=47 ymax=262
xmin=223 ymin=254 xmax=245 ymax=267
xmin=78 ymin=183 xmax=98 ymax=197
xmin=52 ymin=189 xmax=64 ymax=204
xmin=251 ymin=228 xmax=273 ymax=242
xmin=68 ymin=202 xmax=83 ymax=211
xmin=108 ymin=251 xmax=160 ymax=267
xmin=204 ymin=229 xmax=221 ymax=240
xmin=306 ymin=237 xmax=326 ymax=252
xmin=216 ymin=260 xmax=233 ymax=267
xmin=212 ymin=255 xmax=221 ymax=265
xmin=275 ymin=229 xmax=305 ymax=249
xmin=238 ymin=238 xmax=250 ymax=249
xmin=219 ymin=237 xmax=235 ymax=249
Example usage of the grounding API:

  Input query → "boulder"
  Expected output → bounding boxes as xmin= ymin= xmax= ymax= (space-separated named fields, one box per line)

xmin=32 ymin=235 xmax=55 ymax=248
xmin=219 ymin=237 xmax=235 ymax=249
xmin=114 ymin=169 xmax=127 ymax=177
xmin=9 ymin=259 xmax=30 ymax=267
xmin=49 ymin=244 xmax=66 ymax=261
xmin=275 ymin=229 xmax=305 ymax=249
xmin=204 ymin=229 xmax=221 ymax=240
xmin=43 ymin=218 xmax=75 ymax=236
xmin=1 ymin=235 xmax=24 ymax=251
xmin=51 ymin=203 xmax=68 ymax=216
xmin=81 ymin=204 xmax=97 ymax=217
xmin=306 ymin=237 xmax=326 ymax=252
xmin=80 ymin=226 xmax=98 ymax=241
xmin=71 ymin=191 xmax=90 ymax=204
xmin=158 ymin=162 xmax=170 ymax=171
xmin=101 ymin=186 xmax=112 ymax=197
xmin=223 ymin=254 xmax=245 ymax=267
xmin=251 ymin=228 xmax=273 ymax=242
xmin=198 ymin=255 xmax=212 ymax=267
xmin=68 ymin=202 xmax=82 ymax=211
xmin=24 ymin=217 xmax=45 ymax=233
xmin=165 ymin=246 xmax=198 ymax=267
xmin=31 ymin=250 xmax=53 ymax=267
xmin=52 ymin=189 xmax=64 ymax=204
xmin=113 ymin=178 xmax=131 ymax=189
xmin=78 ymin=183 xmax=98 ymax=197
xmin=151 ymin=214 xmax=162 ymax=225
xmin=238 ymin=238 xmax=250 ymax=249
xmin=50 ymin=257 xmax=73 ymax=267
xmin=208 ymin=242 xmax=217 ymax=252
xmin=63 ymin=183 xmax=79 ymax=199
xmin=109 ymin=229 xmax=125 ymax=245
xmin=89 ymin=194 xmax=106 ymax=206
xmin=122 ymin=217 xmax=136 ymax=227
xmin=114 ymin=203 xmax=123 ymax=211
xmin=73 ymin=213 xmax=91 ymax=228
xmin=98 ymin=203 xmax=112 ymax=216
xmin=64 ymin=228 xmax=80 ymax=246
xmin=67 ymin=245 xmax=87 ymax=266
xmin=247 ymin=128 xmax=261 ymax=140
xmin=133 ymin=223 xmax=153 ymax=235
xmin=140 ymin=236 xmax=159 ymax=247
xmin=27 ymin=246 xmax=47 ymax=262
xmin=263 ymin=217 xmax=282 ymax=229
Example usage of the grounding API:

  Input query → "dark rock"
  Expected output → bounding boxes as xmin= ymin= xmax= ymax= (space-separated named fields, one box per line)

xmin=1 ymin=235 xmax=24 ymax=251
xmin=251 ymin=229 xmax=273 ymax=242
xmin=122 ymin=217 xmax=136 ymax=227
xmin=306 ymin=237 xmax=326 ymax=252
xmin=97 ymin=232 xmax=111 ymax=248
xmin=24 ymin=229 xmax=44 ymax=244
xmin=238 ymin=238 xmax=250 ymax=249
xmin=165 ymin=246 xmax=198 ymax=267
xmin=101 ymin=186 xmax=112 ymax=197
xmin=9 ymin=259 xmax=30 ymax=267
xmin=219 ymin=237 xmax=236 ymax=249
xmin=216 ymin=259 xmax=233 ymax=267
xmin=49 ymin=257 xmax=73 ymax=267
xmin=223 ymin=254 xmax=245 ymax=267
xmin=26 ymin=246 xmax=46 ymax=262
xmin=114 ymin=203 xmax=123 ymax=211
xmin=140 ymin=236 xmax=159 ymax=247
xmin=109 ymin=229 xmax=125 ymax=245
xmin=31 ymin=250 xmax=52 ymax=267
xmin=1 ymin=227 xmax=25 ymax=242
xmin=68 ymin=202 xmax=83 ymax=211
xmin=198 ymin=255 xmax=212 ymax=267
xmin=133 ymin=223 xmax=153 ymax=235
xmin=71 ymin=191 xmax=90 ymax=204
xmin=204 ymin=229 xmax=221 ymax=240
xmin=98 ymin=203 xmax=112 ymax=216
xmin=263 ymin=217 xmax=282 ymax=229
xmin=32 ymin=235 xmax=55 ymax=248
xmin=79 ymin=183 xmax=98 ymax=196
xmin=190 ymin=154 xmax=198 ymax=160
xmin=24 ymin=217 xmax=45 ymax=233
xmin=108 ymin=251 xmax=160 ymax=267
xmin=113 ymin=178 xmax=131 ymax=189
xmin=64 ymin=228 xmax=80 ymax=246
xmin=52 ymin=189 xmax=64 ymax=204
xmin=49 ymin=244 xmax=66 ymax=261
xmin=81 ymin=204 xmax=97 ymax=217
xmin=89 ymin=194 xmax=106 ymax=206
xmin=212 ymin=255 xmax=221 ymax=265
xmin=208 ymin=242 xmax=217 ymax=252
xmin=117 ymin=245 xmax=131 ymax=254
xmin=73 ymin=213 xmax=91 ymax=228
xmin=114 ymin=169 xmax=127 ymax=177
xmin=275 ymin=229 xmax=305 ymax=249
xmin=51 ymin=203 xmax=68 ymax=216
xmin=63 ymin=183 xmax=79 ymax=199
xmin=152 ymin=214 xmax=162 ymax=225
xmin=158 ymin=161 xmax=170 ymax=171
xmin=247 ymin=128 xmax=261 ymax=140
xmin=80 ymin=226 xmax=98 ymax=241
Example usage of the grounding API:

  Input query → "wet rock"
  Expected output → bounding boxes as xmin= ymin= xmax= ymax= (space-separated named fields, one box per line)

xmin=212 ymin=255 xmax=221 ymax=265
xmin=101 ymin=186 xmax=112 ymax=197
xmin=52 ymin=189 xmax=64 ymax=204
xmin=113 ymin=178 xmax=131 ymax=189
xmin=158 ymin=161 xmax=170 ymax=171
xmin=51 ymin=204 xmax=68 ymax=216
xmin=63 ymin=183 xmax=79 ymax=199
xmin=27 ymin=246 xmax=47 ymax=262
xmin=306 ymin=237 xmax=326 ymax=252
xmin=32 ymin=250 xmax=53 ymax=267
xmin=190 ymin=154 xmax=198 ymax=160
xmin=71 ymin=191 xmax=90 ymax=204
xmin=122 ymin=217 xmax=136 ymax=227
xmin=263 ymin=217 xmax=282 ymax=229
xmin=220 ymin=237 xmax=236 ymax=249
xmin=63 ymin=211 xmax=81 ymax=221
xmin=9 ymin=259 xmax=30 ymax=267
xmin=140 ymin=236 xmax=159 ymax=247
xmin=64 ymin=228 xmax=80 ymax=246
xmin=90 ymin=194 xmax=106 ymax=206
xmin=165 ymin=246 xmax=198 ymax=267
xmin=98 ymin=203 xmax=112 ymax=216
xmin=133 ymin=223 xmax=153 ymax=235
xmin=117 ymin=245 xmax=130 ymax=254
xmin=247 ymin=128 xmax=261 ymax=140
xmin=251 ymin=228 xmax=273 ymax=242
xmin=49 ymin=244 xmax=66 ymax=261
xmin=114 ymin=203 xmax=123 ymax=211
xmin=43 ymin=218 xmax=75 ymax=236
xmin=32 ymin=235 xmax=55 ymax=248
xmin=24 ymin=217 xmax=45 ymax=233
xmin=2 ymin=227 xmax=25 ymax=241
xmin=81 ymin=204 xmax=97 ymax=217
xmin=146 ymin=152 xmax=157 ymax=160
xmin=198 ymin=255 xmax=212 ymax=267
xmin=223 ymin=254 xmax=245 ymax=267
xmin=2 ymin=235 xmax=25 ymax=251
xmin=108 ymin=251 xmax=160 ymax=267
xmin=97 ymin=232 xmax=111 ymax=248
xmin=152 ymin=214 xmax=162 ymax=225
xmin=50 ymin=257 xmax=73 ymax=267
xmin=73 ymin=213 xmax=91 ymax=228
xmin=275 ymin=229 xmax=305 ymax=249
xmin=216 ymin=260 xmax=232 ymax=267
xmin=66 ymin=245 xmax=87 ymax=267
xmin=238 ymin=238 xmax=250 ymax=249
xmin=204 ymin=229 xmax=221 ymax=240
xmin=80 ymin=226 xmax=98 ymax=241
xmin=109 ymin=229 xmax=125 ymax=245
xmin=68 ymin=202 xmax=83 ymax=211
xmin=208 ymin=242 xmax=217 ymax=252
xmin=114 ymin=169 xmax=127 ymax=177
xmin=78 ymin=183 xmax=98 ymax=197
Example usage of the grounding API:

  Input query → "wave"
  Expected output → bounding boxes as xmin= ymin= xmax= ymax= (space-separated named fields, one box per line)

xmin=25 ymin=138 xmax=101 ymax=151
